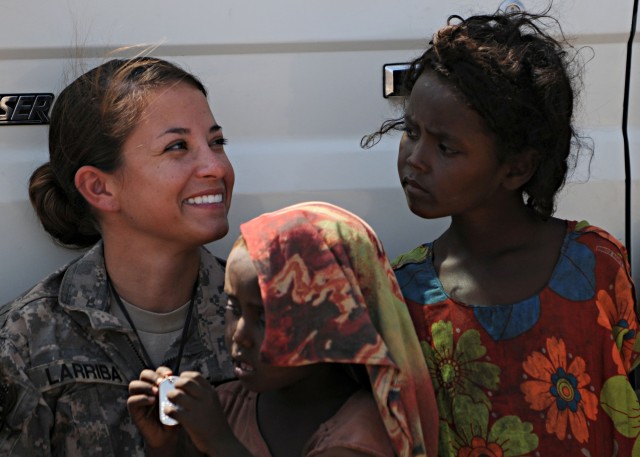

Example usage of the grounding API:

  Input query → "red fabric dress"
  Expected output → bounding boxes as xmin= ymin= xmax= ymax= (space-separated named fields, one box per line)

xmin=393 ymin=221 xmax=640 ymax=456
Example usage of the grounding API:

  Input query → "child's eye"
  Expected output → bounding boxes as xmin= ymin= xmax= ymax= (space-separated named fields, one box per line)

xmin=401 ymin=125 xmax=418 ymax=140
xmin=257 ymin=309 xmax=266 ymax=328
xmin=225 ymin=300 xmax=242 ymax=317
xmin=438 ymin=143 xmax=458 ymax=156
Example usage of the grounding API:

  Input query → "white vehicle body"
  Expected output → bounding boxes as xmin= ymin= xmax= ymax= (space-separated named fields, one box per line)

xmin=0 ymin=0 xmax=638 ymax=303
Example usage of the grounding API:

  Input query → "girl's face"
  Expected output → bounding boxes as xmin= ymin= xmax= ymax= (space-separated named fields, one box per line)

xmin=397 ymin=69 xmax=512 ymax=219
xmin=224 ymin=245 xmax=319 ymax=393
xmin=111 ymin=82 xmax=234 ymax=248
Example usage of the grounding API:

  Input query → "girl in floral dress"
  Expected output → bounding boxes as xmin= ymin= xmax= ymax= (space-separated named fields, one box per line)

xmin=363 ymin=9 xmax=639 ymax=457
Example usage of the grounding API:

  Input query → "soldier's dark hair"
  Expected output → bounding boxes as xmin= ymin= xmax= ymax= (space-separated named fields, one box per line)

xmin=362 ymin=9 xmax=591 ymax=219
xmin=29 ymin=57 xmax=207 ymax=248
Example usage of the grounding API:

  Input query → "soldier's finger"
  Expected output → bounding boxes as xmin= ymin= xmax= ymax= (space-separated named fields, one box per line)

xmin=129 ymin=379 xmax=158 ymax=396
xmin=127 ymin=393 xmax=156 ymax=409
xmin=155 ymin=366 xmax=173 ymax=380
xmin=138 ymin=369 xmax=161 ymax=384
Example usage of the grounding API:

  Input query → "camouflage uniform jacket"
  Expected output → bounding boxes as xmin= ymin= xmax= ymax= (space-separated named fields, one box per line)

xmin=0 ymin=242 xmax=233 ymax=456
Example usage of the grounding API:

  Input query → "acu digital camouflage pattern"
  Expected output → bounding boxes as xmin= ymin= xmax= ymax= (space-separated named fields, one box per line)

xmin=0 ymin=242 xmax=233 ymax=456
xmin=239 ymin=202 xmax=439 ymax=457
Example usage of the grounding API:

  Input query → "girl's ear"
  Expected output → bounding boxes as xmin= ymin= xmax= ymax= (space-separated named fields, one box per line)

xmin=502 ymin=148 xmax=539 ymax=190
xmin=74 ymin=165 xmax=120 ymax=212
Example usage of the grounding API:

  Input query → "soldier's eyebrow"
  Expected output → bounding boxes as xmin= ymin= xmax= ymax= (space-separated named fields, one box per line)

xmin=158 ymin=124 xmax=222 ymax=138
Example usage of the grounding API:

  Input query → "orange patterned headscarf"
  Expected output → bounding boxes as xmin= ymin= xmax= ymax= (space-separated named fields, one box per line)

xmin=239 ymin=202 xmax=438 ymax=457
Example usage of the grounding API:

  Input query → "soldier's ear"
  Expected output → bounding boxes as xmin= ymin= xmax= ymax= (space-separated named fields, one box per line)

xmin=74 ymin=166 xmax=120 ymax=212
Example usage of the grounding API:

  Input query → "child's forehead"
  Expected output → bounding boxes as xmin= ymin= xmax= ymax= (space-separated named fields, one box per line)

xmin=225 ymin=245 xmax=260 ymax=294
xmin=228 ymin=243 xmax=251 ymax=264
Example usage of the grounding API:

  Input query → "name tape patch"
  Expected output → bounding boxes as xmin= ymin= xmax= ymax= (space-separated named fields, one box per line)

xmin=0 ymin=93 xmax=54 ymax=125
xmin=27 ymin=360 xmax=127 ymax=392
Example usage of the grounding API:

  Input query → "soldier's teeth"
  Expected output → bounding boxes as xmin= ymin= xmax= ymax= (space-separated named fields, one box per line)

xmin=186 ymin=194 xmax=222 ymax=205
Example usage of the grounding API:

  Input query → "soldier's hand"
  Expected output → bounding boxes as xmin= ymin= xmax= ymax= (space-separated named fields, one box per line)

xmin=127 ymin=367 xmax=180 ymax=451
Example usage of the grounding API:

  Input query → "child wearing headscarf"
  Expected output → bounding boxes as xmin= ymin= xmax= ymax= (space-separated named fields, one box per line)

xmin=128 ymin=202 xmax=438 ymax=457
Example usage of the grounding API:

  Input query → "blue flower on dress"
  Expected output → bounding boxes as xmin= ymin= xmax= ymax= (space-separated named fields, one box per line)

xmin=474 ymin=296 xmax=540 ymax=341
xmin=550 ymin=367 xmax=581 ymax=413
xmin=548 ymin=235 xmax=595 ymax=301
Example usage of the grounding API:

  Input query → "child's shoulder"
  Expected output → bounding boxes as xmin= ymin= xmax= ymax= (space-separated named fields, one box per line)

xmin=308 ymin=389 xmax=395 ymax=456
xmin=556 ymin=220 xmax=634 ymax=293
xmin=568 ymin=220 xmax=630 ymax=263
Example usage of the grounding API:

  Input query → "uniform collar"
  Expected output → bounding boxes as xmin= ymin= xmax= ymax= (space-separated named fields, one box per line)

xmin=57 ymin=242 xmax=224 ymax=331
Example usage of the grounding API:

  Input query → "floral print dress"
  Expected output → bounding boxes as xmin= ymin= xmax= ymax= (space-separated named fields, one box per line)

xmin=393 ymin=221 xmax=640 ymax=457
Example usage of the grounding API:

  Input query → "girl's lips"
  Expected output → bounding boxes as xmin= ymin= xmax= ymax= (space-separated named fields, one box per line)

xmin=403 ymin=177 xmax=429 ymax=194
xmin=233 ymin=359 xmax=255 ymax=379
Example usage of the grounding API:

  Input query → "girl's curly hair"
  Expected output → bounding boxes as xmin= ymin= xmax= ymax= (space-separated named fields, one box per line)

xmin=362 ymin=10 xmax=591 ymax=219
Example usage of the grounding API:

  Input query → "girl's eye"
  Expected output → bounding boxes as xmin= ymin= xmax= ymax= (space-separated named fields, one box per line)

xmin=257 ymin=309 xmax=266 ymax=328
xmin=225 ymin=300 xmax=242 ymax=317
xmin=402 ymin=125 xmax=418 ymax=140
xmin=438 ymin=143 xmax=458 ymax=156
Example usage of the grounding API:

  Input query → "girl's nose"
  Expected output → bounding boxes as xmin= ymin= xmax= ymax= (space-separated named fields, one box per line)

xmin=403 ymin=140 xmax=431 ymax=172
xmin=231 ymin=316 xmax=254 ymax=349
